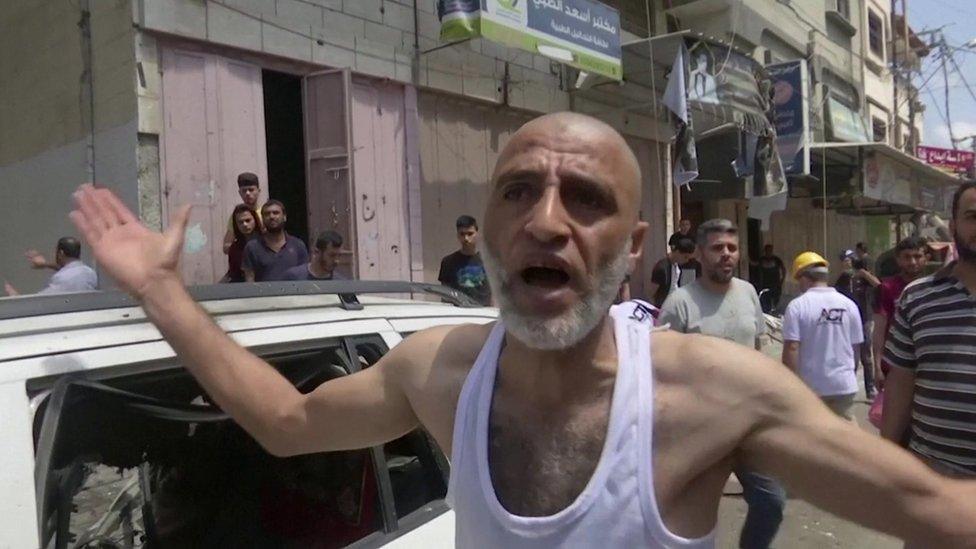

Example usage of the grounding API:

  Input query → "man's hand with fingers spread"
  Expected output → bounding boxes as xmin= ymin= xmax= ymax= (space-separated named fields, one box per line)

xmin=25 ymin=249 xmax=52 ymax=270
xmin=69 ymin=184 xmax=191 ymax=299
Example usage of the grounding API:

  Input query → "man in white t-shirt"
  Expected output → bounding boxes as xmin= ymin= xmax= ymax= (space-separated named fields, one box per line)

xmin=782 ymin=252 xmax=864 ymax=420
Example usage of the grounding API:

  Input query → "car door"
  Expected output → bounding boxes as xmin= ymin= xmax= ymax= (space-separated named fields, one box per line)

xmin=342 ymin=333 xmax=454 ymax=548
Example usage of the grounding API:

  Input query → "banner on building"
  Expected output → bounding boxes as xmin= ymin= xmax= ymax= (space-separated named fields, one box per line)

xmin=663 ymin=42 xmax=699 ymax=187
xmin=916 ymin=145 xmax=974 ymax=177
xmin=437 ymin=0 xmax=622 ymax=80
xmin=685 ymin=40 xmax=772 ymax=136
xmin=766 ymin=59 xmax=809 ymax=175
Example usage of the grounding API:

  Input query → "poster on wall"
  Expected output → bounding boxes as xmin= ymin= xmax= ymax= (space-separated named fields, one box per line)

xmin=863 ymin=152 xmax=913 ymax=206
xmin=437 ymin=0 xmax=622 ymax=80
xmin=766 ymin=59 xmax=809 ymax=175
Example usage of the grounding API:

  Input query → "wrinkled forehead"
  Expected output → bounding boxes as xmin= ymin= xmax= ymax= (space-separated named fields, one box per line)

xmin=491 ymin=123 xmax=639 ymax=198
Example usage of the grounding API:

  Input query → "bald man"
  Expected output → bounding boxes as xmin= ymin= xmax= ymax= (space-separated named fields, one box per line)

xmin=70 ymin=113 xmax=976 ymax=548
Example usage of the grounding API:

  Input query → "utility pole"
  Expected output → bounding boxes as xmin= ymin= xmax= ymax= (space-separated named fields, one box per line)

xmin=940 ymin=34 xmax=956 ymax=145
xmin=902 ymin=0 xmax=915 ymax=152
xmin=891 ymin=0 xmax=900 ymax=149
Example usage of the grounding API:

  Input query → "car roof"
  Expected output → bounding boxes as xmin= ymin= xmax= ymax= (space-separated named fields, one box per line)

xmin=0 ymin=281 xmax=496 ymax=366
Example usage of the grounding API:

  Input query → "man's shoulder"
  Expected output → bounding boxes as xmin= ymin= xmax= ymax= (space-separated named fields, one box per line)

xmin=395 ymin=322 xmax=495 ymax=378
xmin=652 ymin=329 xmax=772 ymax=385
xmin=282 ymin=264 xmax=309 ymax=280
xmin=64 ymin=261 xmax=97 ymax=276
xmin=899 ymin=272 xmax=954 ymax=307
xmin=665 ymin=282 xmax=694 ymax=301
xmin=286 ymin=234 xmax=307 ymax=248
xmin=821 ymin=289 xmax=859 ymax=311
xmin=730 ymin=277 xmax=759 ymax=296
xmin=243 ymin=238 xmax=261 ymax=252
xmin=440 ymin=250 xmax=461 ymax=264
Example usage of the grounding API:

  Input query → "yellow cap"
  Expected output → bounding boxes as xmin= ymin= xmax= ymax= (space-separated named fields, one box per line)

xmin=791 ymin=251 xmax=829 ymax=279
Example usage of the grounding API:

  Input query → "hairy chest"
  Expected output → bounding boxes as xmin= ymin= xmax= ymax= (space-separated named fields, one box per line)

xmin=487 ymin=387 xmax=613 ymax=517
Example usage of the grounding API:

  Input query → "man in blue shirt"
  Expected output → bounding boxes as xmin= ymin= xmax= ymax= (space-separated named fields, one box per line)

xmin=242 ymin=200 xmax=308 ymax=282
xmin=4 ymin=237 xmax=98 ymax=296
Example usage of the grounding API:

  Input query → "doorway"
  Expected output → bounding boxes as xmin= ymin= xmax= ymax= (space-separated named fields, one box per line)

xmin=263 ymin=70 xmax=309 ymax=244
xmin=747 ymin=217 xmax=762 ymax=285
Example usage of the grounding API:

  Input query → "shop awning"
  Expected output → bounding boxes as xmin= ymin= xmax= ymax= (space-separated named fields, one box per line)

xmin=810 ymin=142 xmax=962 ymax=216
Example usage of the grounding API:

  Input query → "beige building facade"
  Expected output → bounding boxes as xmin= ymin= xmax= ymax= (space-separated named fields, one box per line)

xmin=1 ymin=0 xmax=675 ymax=296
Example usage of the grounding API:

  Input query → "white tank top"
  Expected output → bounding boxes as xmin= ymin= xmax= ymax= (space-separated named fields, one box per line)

xmin=447 ymin=301 xmax=716 ymax=548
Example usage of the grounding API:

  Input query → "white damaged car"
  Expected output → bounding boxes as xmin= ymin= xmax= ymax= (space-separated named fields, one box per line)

xmin=0 ymin=281 xmax=495 ymax=549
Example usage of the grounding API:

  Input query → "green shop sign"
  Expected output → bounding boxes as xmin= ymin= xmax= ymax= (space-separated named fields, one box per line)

xmin=437 ymin=0 xmax=622 ymax=80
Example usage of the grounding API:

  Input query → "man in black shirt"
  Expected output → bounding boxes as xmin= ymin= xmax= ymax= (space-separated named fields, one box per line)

xmin=438 ymin=215 xmax=491 ymax=306
xmin=648 ymin=237 xmax=698 ymax=307
xmin=834 ymin=249 xmax=881 ymax=398
xmin=668 ymin=218 xmax=693 ymax=251
xmin=755 ymin=244 xmax=786 ymax=310
xmin=855 ymin=242 xmax=874 ymax=273
xmin=283 ymin=230 xmax=347 ymax=281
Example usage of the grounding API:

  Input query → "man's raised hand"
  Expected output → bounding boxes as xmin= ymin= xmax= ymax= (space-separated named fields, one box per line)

xmin=24 ymin=249 xmax=50 ymax=270
xmin=69 ymin=184 xmax=191 ymax=298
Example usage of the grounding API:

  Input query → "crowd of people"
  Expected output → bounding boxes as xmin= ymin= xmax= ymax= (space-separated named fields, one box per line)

xmin=627 ymin=207 xmax=970 ymax=547
xmin=220 ymin=173 xmax=339 ymax=283
xmin=1 ymin=168 xmax=499 ymax=311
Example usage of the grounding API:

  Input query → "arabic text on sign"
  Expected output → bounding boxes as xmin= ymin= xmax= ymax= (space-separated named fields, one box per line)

xmin=533 ymin=0 xmax=564 ymax=11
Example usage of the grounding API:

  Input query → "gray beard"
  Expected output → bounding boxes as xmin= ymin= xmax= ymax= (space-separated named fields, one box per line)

xmin=481 ymin=239 xmax=631 ymax=351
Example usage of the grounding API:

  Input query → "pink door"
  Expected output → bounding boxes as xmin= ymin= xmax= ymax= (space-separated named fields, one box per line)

xmin=160 ymin=48 xmax=267 ymax=285
xmin=350 ymin=78 xmax=410 ymax=281
xmin=303 ymin=69 xmax=357 ymax=279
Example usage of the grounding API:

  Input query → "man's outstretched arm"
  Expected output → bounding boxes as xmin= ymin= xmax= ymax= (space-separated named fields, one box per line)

xmin=721 ymin=339 xmax=976 ymax=546
xmin=69 ymin=184 xmax=419 ymax=456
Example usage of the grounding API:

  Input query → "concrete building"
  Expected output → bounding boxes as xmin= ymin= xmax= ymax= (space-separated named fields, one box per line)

xmin=861 ymin=0 xmax=928 ymax=152
xmin=664 ymin=0 xmax=956 ymax=296
xmin=1 ymin=0 xmax=677 ymax=298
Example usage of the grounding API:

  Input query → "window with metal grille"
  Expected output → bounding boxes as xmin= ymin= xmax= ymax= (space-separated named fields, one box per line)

xmin=868 ymin=11 xmax=885 ymax=57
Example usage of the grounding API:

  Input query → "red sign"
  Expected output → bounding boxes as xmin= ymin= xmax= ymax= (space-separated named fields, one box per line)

xmin=916 ymin=145 xmax=974 ymax=176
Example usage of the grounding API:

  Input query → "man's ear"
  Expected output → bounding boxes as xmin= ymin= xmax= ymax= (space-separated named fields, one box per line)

xmin=628 ymin=221 xmax=650 ymax=272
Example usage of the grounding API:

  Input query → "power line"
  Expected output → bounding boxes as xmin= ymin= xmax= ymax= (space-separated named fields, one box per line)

xmin=944 ymin=41 xmax=976 ymax=106
xmin=922 ymin=83 xmax=951 ymax=134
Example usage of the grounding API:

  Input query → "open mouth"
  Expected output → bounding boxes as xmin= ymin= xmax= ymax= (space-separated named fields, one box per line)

xmin=521 ymin=266 xmax=571 ymax=289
